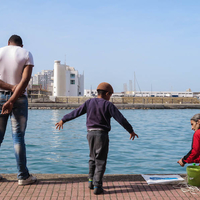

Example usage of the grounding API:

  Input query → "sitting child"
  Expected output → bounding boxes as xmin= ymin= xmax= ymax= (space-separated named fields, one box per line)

xmin=177 ymin=113 xmax=200 ymax=166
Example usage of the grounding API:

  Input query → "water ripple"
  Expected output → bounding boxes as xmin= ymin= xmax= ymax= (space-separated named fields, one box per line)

xmin=0 ymin=109 xmax=198 ymax=174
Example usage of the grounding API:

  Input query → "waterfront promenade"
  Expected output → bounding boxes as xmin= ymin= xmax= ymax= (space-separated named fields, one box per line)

xmin=0 ymin=174 xmax=199 ymax=200
xmin=28 ymin=96 xmax=200 ymax=110
xmin=28 ymin=103 xmax=200 ymax=110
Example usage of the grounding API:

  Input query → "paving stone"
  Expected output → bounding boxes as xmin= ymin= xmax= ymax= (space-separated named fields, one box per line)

xmin=0 ymin=174 xmax=199 ymax=200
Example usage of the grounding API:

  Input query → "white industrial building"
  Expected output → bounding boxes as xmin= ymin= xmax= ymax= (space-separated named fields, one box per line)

xmin=84 ymin=90 xmax=195 ymax=98
xmin=53 ymin=60 xmax=84 ymax=97
xmin=125 ymin=91 xmax=194 ymax=97
xmin=84 ymin=89 xmax=125 ymax=97
xmin=84 ymin=89 xmax=97 ymax=97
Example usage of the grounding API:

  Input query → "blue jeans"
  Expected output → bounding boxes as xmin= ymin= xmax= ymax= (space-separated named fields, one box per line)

xmin=0 ymin=93 xmax=30 ymax=180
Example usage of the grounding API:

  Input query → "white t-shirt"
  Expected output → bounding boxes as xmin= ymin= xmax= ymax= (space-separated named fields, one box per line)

xmin=0 ymin=45 xmax=34 ymax=91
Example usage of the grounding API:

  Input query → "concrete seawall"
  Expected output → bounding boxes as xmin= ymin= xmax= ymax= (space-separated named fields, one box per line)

xmin=28 ymin=103 xmax=200 ymax=109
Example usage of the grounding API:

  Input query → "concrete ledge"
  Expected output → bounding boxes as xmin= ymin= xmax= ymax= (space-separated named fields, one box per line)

xmin=28 ymin=103 xmax=200 ymax=109
xmin=1 ymin=174 xmax=186 ymax=182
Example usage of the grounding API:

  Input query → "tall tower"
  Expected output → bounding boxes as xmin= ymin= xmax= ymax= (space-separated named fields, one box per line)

xmin=53 ymin=60 xmax=67 ymax=96
xmin=123 ymin=83 xmax=127 ymax=94
xmin=134 ymin=72 xmax=136 ymax=95
xmin=129 ymin=80 xmax=133 ymax=95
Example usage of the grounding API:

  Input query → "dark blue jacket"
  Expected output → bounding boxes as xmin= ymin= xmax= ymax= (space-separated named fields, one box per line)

xmin=62 ymin=98 xmax=134 ymax=133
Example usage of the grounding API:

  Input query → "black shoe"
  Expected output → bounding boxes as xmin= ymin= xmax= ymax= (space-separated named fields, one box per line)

xmin=94 ymin=187 xmax=103 ymax=195
xmin=88 ymin=181 xmax=94 ymax=189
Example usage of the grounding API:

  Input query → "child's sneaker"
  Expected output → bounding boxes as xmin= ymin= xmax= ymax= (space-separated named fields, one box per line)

xmin=94 ymin=186 xmax=103 ymax=195
xmin=18 ymin=175 xmax=37 ymax=186
xmin=88 ymin=179 xmax=94 ymax=189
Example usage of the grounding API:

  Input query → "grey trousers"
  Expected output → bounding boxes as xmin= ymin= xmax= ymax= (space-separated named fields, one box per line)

xmin=87 ymin=130 xmax=109 ymax=187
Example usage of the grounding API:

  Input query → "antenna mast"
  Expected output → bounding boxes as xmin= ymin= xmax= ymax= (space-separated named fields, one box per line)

xmin=129 ymin=80 xmax=133 ymax=96
xmin=134 ymin=72 xmax=136 ymax=96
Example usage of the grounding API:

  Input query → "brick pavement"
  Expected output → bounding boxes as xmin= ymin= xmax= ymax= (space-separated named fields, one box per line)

xmin=0 ymin=174 xmax=200 ymax=200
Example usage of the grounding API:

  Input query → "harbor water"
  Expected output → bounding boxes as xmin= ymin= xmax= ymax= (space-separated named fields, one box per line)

xmin=0 ymin=109 xmax=199 ymax=174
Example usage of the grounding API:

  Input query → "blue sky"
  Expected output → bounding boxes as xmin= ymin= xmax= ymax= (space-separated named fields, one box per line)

xmin=0 ymin=0 xmax=200 ymax=92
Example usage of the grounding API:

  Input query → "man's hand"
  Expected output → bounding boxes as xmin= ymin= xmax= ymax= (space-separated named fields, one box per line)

xmin=0 ymin=80 xmax=15 ymax=91
xmin=12 ymin=84 xmax=25 ymax=95
xmin=177 ymin=159 xmax=185 ymax=167
xmin=6 ymin=65 xmax=32 ymax=105
xmin=1 ymin=101 xmax=13 ymax=114
xmin=11 ymin=85 xmax=18 ymax=93
xmin=55 ymin=120 xmax=64 ymax=130
xmin=129 ymin=131 xmax=139 ymax=140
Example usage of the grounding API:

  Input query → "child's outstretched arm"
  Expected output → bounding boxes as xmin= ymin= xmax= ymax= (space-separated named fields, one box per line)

xmin=55 ymin=101 xmax=88 ymax=131
xmin=55 ymin=120 xmax=64 ymax=130
xmin=129 ymin=131 xmax=139 ymax=140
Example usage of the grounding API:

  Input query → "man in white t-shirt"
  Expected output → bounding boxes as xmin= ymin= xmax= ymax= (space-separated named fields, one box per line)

xmin=0 ymin=35 xmax=37 ymax=185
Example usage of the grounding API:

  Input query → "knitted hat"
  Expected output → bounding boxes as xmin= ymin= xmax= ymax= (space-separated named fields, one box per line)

xmin=97 ymin=82 xmax=114 ymax=93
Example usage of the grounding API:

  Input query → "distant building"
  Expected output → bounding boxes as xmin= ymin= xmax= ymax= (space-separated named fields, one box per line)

xmin=30 ymin=70 xmax=53 ymax=92
xmin=124 ymin=91 xmax=194 ymax=98
xmin=186 ymin=88 xmax=192 ymax=92
xmin=53 ymin=60 xmax=84 ymax=97
xmin=84 ymin=89 xmax=97 ymax=97
xmin=84 ymin=89 xmax=124 ymax=97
